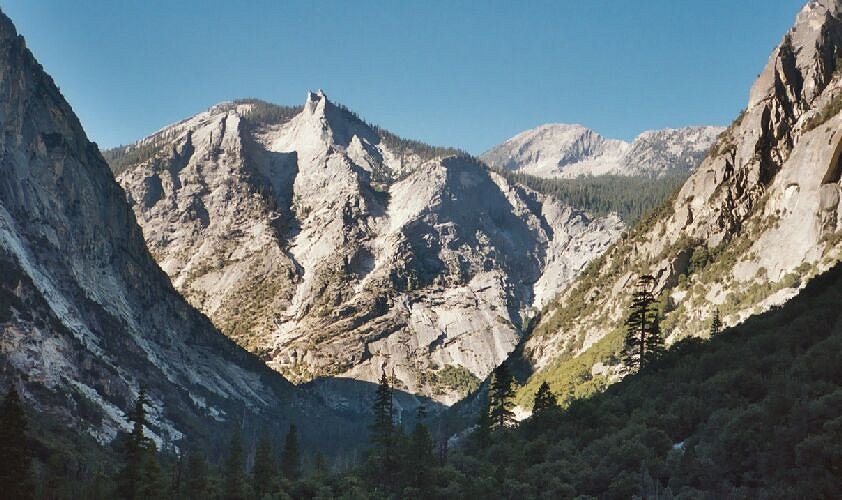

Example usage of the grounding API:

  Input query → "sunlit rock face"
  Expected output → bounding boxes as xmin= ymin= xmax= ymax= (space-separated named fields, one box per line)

xmin=524 ymin=0 xmax=842 ymax=378
xmin=481 ymin=123 xmax=722 ymax=179
xmin=0 ymin=11 xmax=361 ymax=451
xmin=113 ymin=91 xmax=624 ymax=403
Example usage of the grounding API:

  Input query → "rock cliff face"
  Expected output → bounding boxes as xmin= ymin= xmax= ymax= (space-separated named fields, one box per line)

xmin=0 ymin=11 xmax=361 ymax=451
xmin=112 ymin=93 xmax=624 ymax=403
xmin=520 ymin=0 xmax=842 ymax=397
xmin=481 ymin=123 xmax=723 ymax=178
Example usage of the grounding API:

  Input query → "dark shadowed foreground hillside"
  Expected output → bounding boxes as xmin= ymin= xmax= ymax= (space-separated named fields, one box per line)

xmin=431 ymin=260 xmax=842 ymax=498
xmin=156 ymin=249 xmax=842 ymax=499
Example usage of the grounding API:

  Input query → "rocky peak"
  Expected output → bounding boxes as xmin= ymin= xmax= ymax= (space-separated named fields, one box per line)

xmin=750 ymin=0 xmax=842 ymax=109
xmin=521 ymin=1 xmax=842 ymax=401
xmin=670 ymin=0 xmax=842 ymax=247
xmin=0 ymin=8 xmax=363 ymax=451
xmin=481 ymin=123 xmax=722 ymax=179
xmin=113 ymin=95 xmax=624 ymax=403
xmin=304 ymin=89 xmax=327 ymax=110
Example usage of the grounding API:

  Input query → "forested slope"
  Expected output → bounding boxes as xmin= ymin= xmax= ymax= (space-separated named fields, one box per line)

xmin=442 ymin=259 xmax=842 ymax=498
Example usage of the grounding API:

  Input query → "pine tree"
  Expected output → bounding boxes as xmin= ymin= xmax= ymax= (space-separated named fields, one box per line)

xmin=116 ymin=386 xmax=161 ymax=500
xmin=623 ymin=275 xmax=665 ymax=371
xmin=0 ymin=386 xmax=33 ymax=500
xmin=473 ymin=396 xmax=492 ymax=448
xmin=709 ymin=309 xmax=723 ymax=336
xmin=137 ymin=451 xmax=164 ymax=499
xmin=644 ymin=314 xmax=665 ymax=363
xmin=371 ymin=371 xmax=394 ymax=450
xmin=369 ymin=370 xmax=395 ymax=490
xmin=183 ymin=450 xmax=210 ymax=500
xmin=252 ymin=431 xmax=275 ymax=497
xmin=532 ymin=381 xmax=558 ymax=416
xmin=223 ymin=428 xmax=247 ymax=500
xmin=405 ymin=405 xmax=434 ymax=492
xmin=279 ymin=423 xmax=301 ymax=481
xmin=311 ymin=452 xmax=329 ymax=477
xmin=488 ymin=363 xmax=516 ymax=429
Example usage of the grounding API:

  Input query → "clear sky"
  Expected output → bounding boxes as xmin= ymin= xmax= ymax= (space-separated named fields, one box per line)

xmin=2 ymin=0 xmax=807 ymax=154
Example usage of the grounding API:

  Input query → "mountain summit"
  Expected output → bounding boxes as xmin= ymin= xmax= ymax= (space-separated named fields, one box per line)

xmin=519 ymin=0 xmax=842 ymax=398
xmin=0 ymin=10 xmax=359 ymax=451
xmin=481 ymin=123 xmax=723 ymax=178
xmin=109 ymin=92 xmax=624 ymax=403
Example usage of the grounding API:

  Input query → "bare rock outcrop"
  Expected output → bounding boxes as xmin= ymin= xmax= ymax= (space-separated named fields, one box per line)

xmin=0 ymin=11 xmax=362 ymax=451
xmin=114 ymin=92 xmax=624 ymax=403
xmin=480 ymin=123 xmax=723 ymax=179
xmin=524 ymin=0 xmax=842 ymax=383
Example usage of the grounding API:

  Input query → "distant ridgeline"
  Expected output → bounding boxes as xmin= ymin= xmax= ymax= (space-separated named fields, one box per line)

xmin=494 ymin=168 xmax=691 ymax=224
xmin=102 ymin=98 xmax=465 ymax=181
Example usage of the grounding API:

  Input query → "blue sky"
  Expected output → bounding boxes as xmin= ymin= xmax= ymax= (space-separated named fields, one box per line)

xmin=2 ymin=0 xmax=806 ymax=154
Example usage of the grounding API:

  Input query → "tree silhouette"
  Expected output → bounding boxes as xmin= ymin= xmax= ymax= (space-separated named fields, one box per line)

xmin=0 ymin=386 xmax=33 ymax=500
xmin=623 ymin=275 xmax=664 ymax=371
xmin=473 ymin=396 xmax=492 ymax=448
xmin=183 ymin=450 xmax=210 ymax=500
xmin=709 ymin=309 xmax=723 ymax=336
xmin=223 ymin=428 xmax=247 ymax=500
xmin=280 ymin=423 xmax=301 ymax=481
xmin=252 ymin=430 xmax=275 ymax=497
xmin=116 ymin=386 xmax=162 ymax=500
xmin=488 ymin=363 xmax=516 ymax=429
xmin=368 ymin=370 xmax=395 ymax=490
xmin=406 ymin=406 xmax=434 ymax=494
xmin=532 ymin=381 xmax=558 ymax=416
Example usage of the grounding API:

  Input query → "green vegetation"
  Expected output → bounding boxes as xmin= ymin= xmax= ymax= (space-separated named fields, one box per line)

xmin=17 ymin=261 xmax=842 ymax=498
xmin=279 ymin=424 xmax=301 ymax=481
xmin=102 ymin=139 xmax=169 ymax=177
xmin=116 ymin=387 xmax=164 ymax=499
xmin=233 ymin=98 xmax=302 ymax=126
xmin=0 ymin=387 xmax=34 ymax=499
xmin=496 ymin=170 xmax=690 ymax=224
xmin=486 ymin=363 xmax=516 ymax=430
xmin=622 ymin=275 xmax=665 ymax=371
xmin=709 ymin=308 xmax=722 ymax=336
xmin=802 ymin=90 xmax=842 ymax=133
xmin=430 ymin=364 xmax=480 ymax=398
xmin=443 ymin=261 xmax=842 ymax=497
xmin=515 ymin=329 xmax=621 ymax=408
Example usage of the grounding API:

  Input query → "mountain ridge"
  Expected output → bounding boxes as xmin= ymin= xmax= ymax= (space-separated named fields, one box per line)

xmin=0 ymin=9 xmax=373 ymax=454
xmin=481 ymin=123 xmax=724 ymax=179
xmin=109 ymin=90 xmax=626 ymax=404
xmin=515 ymin=0 xmax=842 ymax=409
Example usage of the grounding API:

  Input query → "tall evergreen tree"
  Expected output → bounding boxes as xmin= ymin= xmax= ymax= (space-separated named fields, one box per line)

xmin=371 ymin=371 xmax=394 ymax=450
xmin=223 ymin=428 xmax=247 ymax=500
xmin=252 ymin=431 xmax=275 ymax=497
xmin=407 ymin=408 xmax=435 ymax=493
xmin=623 ymin=275 xmax=664 ymax=371
xmin=532 ymin=381 xmax=558 ymax=416
xmin=709 ymin=308 xmax=723 ymax=336
xmin=311 ymin=452 xmax=329 ymax=477
xmin=644 ymin=314 xmax=665 ymax=361
xmin=473 ymin=396 xmax=492 ymax=448
xmin=183 ymin=450 xmax=210 ymax=500
xmin=0 ymin=386 xmax=33 ymax=500
xmin=116 ymin=386 xmax=162 ymax=500
xmin=368 ymin=370 xmax=395 ymax=490
xmin=279 ymin=423 xmax=301 ymax=481
xmin=488 ymin=363 xmax=516 ymax=430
